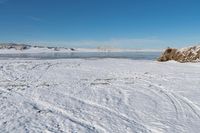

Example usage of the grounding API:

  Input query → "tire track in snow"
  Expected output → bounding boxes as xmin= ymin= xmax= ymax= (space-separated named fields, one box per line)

xmin=32 ymin=97 xmax=106 ymax=133
xmin=0 ymin=86 xmax=107 ymax=133
xmin=38 ymin=91 xmax=152 ymax=133
xmin=150 ymin=81 xmax=200 ymax=119
xmin=141 ymin=78 xmax=200 ymax=120
xmin=0 ymin=63 xmax=107 ymax=133
xmin=140 ymin=79 xmax=181 ymax=119
xmin=171 ymin=93 xmax=200 ymax=119
xmin=62 ymin=92 xmax=149 ymax=130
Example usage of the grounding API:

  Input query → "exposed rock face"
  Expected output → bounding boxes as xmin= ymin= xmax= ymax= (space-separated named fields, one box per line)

xmin=158 ymin=46 xmax=200 ymax=62
xmin=0 ymin=43 xmax=31 ymax=50
xmin=0 ymin=43 xmax=75 ymax=51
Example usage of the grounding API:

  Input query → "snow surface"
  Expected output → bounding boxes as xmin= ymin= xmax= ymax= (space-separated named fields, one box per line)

xmin=0 ymin=59 xmax=200 ymax=133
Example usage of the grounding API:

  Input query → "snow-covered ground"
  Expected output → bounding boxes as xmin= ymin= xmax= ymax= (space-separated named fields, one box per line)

xmin=0 ymin=59 xmax=199 ymax=133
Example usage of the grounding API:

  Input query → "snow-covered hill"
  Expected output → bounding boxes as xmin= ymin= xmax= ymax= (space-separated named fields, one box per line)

xmin=0 ymin=43 xmax=75 ymax=53
xmin=0 ymin=59 xmax=200 ymax=132
xmin=0 ymin=43 xmax=162 ymax=54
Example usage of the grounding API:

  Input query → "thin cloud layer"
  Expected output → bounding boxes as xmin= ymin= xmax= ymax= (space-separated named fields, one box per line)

xmin=28 ymin=16 xmax=42 ymax=22
xmin=25 ymin=38 xmax=170 ymax=49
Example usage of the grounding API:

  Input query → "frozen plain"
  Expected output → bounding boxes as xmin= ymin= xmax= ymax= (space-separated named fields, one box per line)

xmin=0 ymin=58 xmax=200 ymax=133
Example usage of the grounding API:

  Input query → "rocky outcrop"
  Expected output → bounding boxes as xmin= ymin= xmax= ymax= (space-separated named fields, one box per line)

xmin=0 ymin=43 xmax=76 ymax=51
xmin=158 ymin=46 xmax=200 ymax=62
xmin=0 ymin=43 xmax=31 ymax=50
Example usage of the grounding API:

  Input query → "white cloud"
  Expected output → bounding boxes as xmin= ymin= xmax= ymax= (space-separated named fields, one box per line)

xmin=28 ymin=16 xmax=42 ymax=22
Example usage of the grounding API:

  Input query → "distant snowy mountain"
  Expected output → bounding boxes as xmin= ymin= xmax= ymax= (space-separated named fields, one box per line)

xmin=0 ymin=43 xmax=31 ymax=50
xmin=0 ymin=43 xmax=76 ymax=53
xmin=0 ymin=43 xmax=163 ymax=54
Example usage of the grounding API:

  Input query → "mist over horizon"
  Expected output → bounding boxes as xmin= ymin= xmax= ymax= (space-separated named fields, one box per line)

xmin=0 ymin=39 xmax=198 ymax=50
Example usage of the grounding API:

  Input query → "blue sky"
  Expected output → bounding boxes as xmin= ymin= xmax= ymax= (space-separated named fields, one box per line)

xmin=0 ymin=0 xmax=200 ymax=48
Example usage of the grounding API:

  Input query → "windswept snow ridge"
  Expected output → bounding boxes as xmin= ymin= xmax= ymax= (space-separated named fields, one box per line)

xmin=0 ymin=59 xmax=200 ymax=132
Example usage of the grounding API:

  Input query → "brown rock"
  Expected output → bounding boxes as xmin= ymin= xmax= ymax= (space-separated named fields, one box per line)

xmin=158 ymin=46 xmax=200 ymax=62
